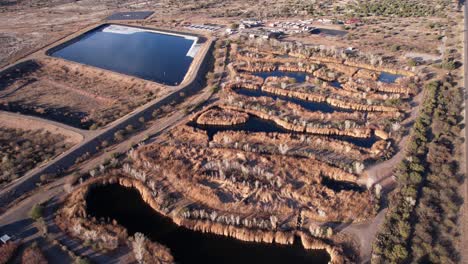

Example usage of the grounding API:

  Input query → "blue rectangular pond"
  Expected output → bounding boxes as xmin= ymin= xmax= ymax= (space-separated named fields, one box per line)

xmin=48 ymin=24 xmax=200 ymax=86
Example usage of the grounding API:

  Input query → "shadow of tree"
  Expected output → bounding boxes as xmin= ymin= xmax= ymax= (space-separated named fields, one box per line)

xmin=0 ymin=60 xmax=40 ymax=92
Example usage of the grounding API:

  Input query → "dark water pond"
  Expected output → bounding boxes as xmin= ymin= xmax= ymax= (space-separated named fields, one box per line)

xmin=235 ymin=88 xmax=349 ymax=113
xmin=86 ymin=184 xmax=331 ymax=264
xmin=252 ymin=71 xmax=342 ymax=88
xmin=253 ymin=71 xmax=308 ymax=82
xmin=378 ymin=72 xmax=402 ymax=83
xmin=191 ymin=115 xmax=289 ymax=140
xmin=329 ymin=134 xmax=378 ymax=148
xmin=310 ymin=28 xmax=347 ymax=37
xmin=191 ymin=114 xmax=377 ymax=148
xmin=321 ymin=177 xmax=366 ymax=193
xmin=330 ymin=80 xmax=342 ymax=88
xmin=49 ymin=24 xmax=198 ymax=85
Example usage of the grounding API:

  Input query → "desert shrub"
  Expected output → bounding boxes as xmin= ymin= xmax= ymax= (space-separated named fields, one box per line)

xmin=101 ymin=141 xmax=109 ymax=148
xmin=347 ymin=0 xmax=450 ymax=17
xmin=125 ymin=125 xmax=135 ymax=133
xmin=440 ymin=59 xmax=456 ymax=70
xmin=113 ymin=130 xmax=126 ymax=142
xmin=407 ymin=58 xmax=417 ymax=67
xmin=391 ymin=44 xmax=401 ymax=52
xmin=211 ymin=85 xmax=220 ymax=93
xmin=89 ymin=124 xmax=99 ymax=130
xmin=29 ymin=204 xmax=44 ymax=221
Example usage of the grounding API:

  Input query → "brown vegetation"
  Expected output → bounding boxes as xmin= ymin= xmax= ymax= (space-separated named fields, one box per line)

xmin=59 ymin=175 xmax=345 ymax=263
xmin=196 ymin=108 xmax=249 ymax=126
xmin=132 ymin=233 xmax=174 ymax=264
xmin=0 ymin=58 xmax=168 ymax=129
xmin=0 ymin=126 xmax=72 ymax=186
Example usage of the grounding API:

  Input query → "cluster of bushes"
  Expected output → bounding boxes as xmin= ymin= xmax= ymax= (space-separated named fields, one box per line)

xmin=372 ymin=80 xmax=438 ymax=263
xmin=0 ymin=128 xmax=71 ymax=186
xmin=347 ymin=0 xmax=451 ymax=17
xmin=209 ymin=40 xmax=228 ymax=94
xmin=112 ymin=124 xmax=139 ymax=143
xmin=29 ymin=203 xmax=44 ymax=221
xmin=438 ymin=59 xmax=457 ymax=71
xmin=408 ymin=77 xmax=463 ymax=263
xmin=373 ymin=76 xmax=463 ymax=263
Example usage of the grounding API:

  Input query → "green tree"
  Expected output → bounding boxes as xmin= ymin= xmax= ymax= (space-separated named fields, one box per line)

xmin=391 ymin=244 xmax=408 ymax=261
xmin=29 ymin=204 xmax=44 ymax=220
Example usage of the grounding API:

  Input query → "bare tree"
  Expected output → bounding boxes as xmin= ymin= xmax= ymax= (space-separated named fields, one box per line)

xmin=133 ymin=232 xmax=146 ymax=264
xmin=278 ymin=143 xmax=290 ymax=155
xmin=63 ymin=183 xmax=73 ymax=194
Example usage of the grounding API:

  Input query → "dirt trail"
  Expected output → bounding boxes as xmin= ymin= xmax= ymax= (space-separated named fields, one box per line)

xmin=363 ymin=90 xmax=424 ymax=189
xmin=347 ymin=76 xmax=425 ymax=263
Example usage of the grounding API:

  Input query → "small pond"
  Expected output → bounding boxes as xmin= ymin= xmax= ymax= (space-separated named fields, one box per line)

xmin=378 ymin=72 xmax=402 ymax=84
xmin=191 ymin=115 xmax=289 ymax=140
xmin=191 ymin=114 xmax=378 ymax=148
xmin=49 ymin=24 xmax=199 ymax=85
xmin=86 ymin=184 xmax=331 ymax=264
xmin=310 ymin=28 xmax=347 ymax=37
xmin=235 ymin=88 xmax=349 ymax=113
xmin=251 ymin=71 xmax=342 ymax=88
xmin=321 ymin=177 xmax=367 ymax=193
xmin=329 ymin=134 xmax=378 ymax=148
xmin=330 ymin=80 xmax=342 ymax=88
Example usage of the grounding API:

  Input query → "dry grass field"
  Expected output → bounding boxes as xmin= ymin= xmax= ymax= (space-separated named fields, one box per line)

xmin=0 ymin=58 xmax=168 ymax=129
